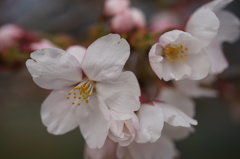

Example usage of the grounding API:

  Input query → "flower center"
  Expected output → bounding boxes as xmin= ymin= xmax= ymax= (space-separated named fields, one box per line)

xmin=164 ymin=44 xmax=188 ymax=63
xmin=66 ymin=79 xmax=95 ymax=105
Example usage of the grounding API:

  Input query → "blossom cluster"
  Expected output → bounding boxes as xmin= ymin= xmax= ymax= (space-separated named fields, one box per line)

xmin=20 ymin=0 xmax=240 ymax=158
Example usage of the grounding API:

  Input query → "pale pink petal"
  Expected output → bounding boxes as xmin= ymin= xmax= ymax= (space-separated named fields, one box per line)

xmin=162 ymin=123 xmax=195 ymax=141
xmin=148 ymin=43 xmax=164 ymax=80
xmin=103 ymin=0 xmax=130 ymax=17
xmin=26 ymin=48 xmax=82 ymax=89
xmin=30 ymin=39 xmax=56 ymax=51
xmin=161 ymin=58 xmax=191 ymax=81
xmin=202 ymin=0 xmax=233 ymax=12
xmin=84 ymin=137 xmax=117 ymax=159
xmin=159 ymin=30 xmax=183 ymax=47
xmin=154 ymin=102 xmax=197 ymax=127
xmin=130 ymin=7 xmax=146 ymax=28
xmin=66 ymin=45 xmax=86 ymax=63
xmin=76 ymin=94 xmax=110 ymax=148
xmin=158 ymin=87 xmax=195 ymax=117
xmin=185 ymin=48 xmax=211 ymax=80
xmin=82 ymin=34 xmax=130 ymax=82
xmin=117 ymin=135 xmax=178 ymax=159
xmin=215 ymin=11 xmax=240 ymax=43
xmin=174 ymin=78 xmax=218 ymax=98
xmin=135 ymin=104 xmax=164 ymax=143
xmin=186 ymin=9 xmax=220 ymax=47
xmin=207 ymin=42 xmax=228 ymax=74
xmin=41 ymin=87 xmax=78 ymax=135
xmin=110 ymin=10 xmax=134 ymax=33
xmin=96 ymin=71 xmax=140 ymax=113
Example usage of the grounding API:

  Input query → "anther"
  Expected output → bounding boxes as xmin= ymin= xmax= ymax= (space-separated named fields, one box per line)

xmin=72 ymin=102 xmax=75 ymax=105
xmin=66 ymin=97 xmax=70 ymax=99
xmin=78 ymin=103 xmax=81 ymax=105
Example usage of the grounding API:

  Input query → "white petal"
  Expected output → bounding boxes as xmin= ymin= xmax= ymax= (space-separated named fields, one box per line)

xmin=186 ymin=9 xmax=220 ymax=47
xmin=118 ymin=135 xmax=178 ymax=159
xmin=66 ymin=45 xmax=86 ymax=63
xmin=82 ymin=34 xmax=130 ymax=82
xmin=26 ymin=48 xmax=82 ymax=89
xmin=215 ymin=11 xmax=240 ymax=43
xmin=161 ymin=58 xmax=191 ymax=81
xmin=172 ymin=32 xmax=202 ymax=54
xmin=174 ymin=79 xmax=218 ymax=98
xmin=135 ymin=104 xmax=164 ymax=143
xmin=154 ymin=102 xmax=197 ymax=127
xmin=158 ymin=87 xmax=195 ymax=117
xmin=185 ymin=48 xmax=211 ymax=80
xmin=108 ymin=111 xmax=139 ymax=147
xmin=162 ymin=123 xmax=195 ymax=141
xmin=84 ymin=137 xmax=117 ymax=159
xmin=202 ymin=0 xmax=233 ymax=12
xmin=76 ymin=94 xmax=110 ymax=148
xmin=148 ymin=43 xmax=164 ymax=80
xmin=159 ymin=30 xmax=184 ymax=47
xmin=41 ymin=87 xmax=78 ymax=135
xmin=96 ymin=71 xmax=140 ymax=113
xmin=207 ymin=42 xmax=228 ymax=74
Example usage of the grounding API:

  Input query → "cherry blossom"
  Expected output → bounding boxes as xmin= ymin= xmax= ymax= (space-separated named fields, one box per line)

xmin=26 ymin=34 xmax=141 ymax=148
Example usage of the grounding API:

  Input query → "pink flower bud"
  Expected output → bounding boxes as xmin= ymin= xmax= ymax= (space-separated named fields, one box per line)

xmin=103 ymin=0 xmax=130 ymax=17
xmin=130 ymin=7 xmax=146 ymax=28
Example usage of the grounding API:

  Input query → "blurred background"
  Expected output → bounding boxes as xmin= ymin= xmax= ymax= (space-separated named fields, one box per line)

xmin=1 ymin=0 xmax=240 ymax=158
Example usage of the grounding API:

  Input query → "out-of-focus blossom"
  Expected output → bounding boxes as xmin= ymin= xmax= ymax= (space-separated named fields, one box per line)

xmin=186 ymin=0 xmax=240 ymax=74
xmin=149 ymin=30 xmax=210 ymax=81
xmin=158 ymin=87 xmax=196 ymax=140
xmin=0 ymin=24 xmax=24 ymax=50
xmin=111 ymin=8 xmax=146 ymax=33
xmin=174 ymin=75 xmax=218 ymax=98
xmin=108 ymin=111 xmax=139 ymax=146
xmin=150 ymin=11 xmax=181 ymax=32
xmin=26 ymin=34 xmax=141 ymax=148
xmin=135 ymin=101 xmax=197 ymax=144
xmin=103 ymin=0 xmax=130 ymax=17
xmin=30 ymin=39 xmax=56 ymax=51
xmin=84 ymin=137 xmax=118 ymax=159
xmin=130 ymin=8 xmax=146 ymax=28
xmin=111 ymin=9 xmax=135 ymax=33
xmin=117 ymin=135 xmax=178 ymax=159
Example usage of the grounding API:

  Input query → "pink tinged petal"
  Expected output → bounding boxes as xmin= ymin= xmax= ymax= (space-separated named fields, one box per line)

xmin=30 ymin=39 xmax=56 ymax=51
xmin=148 ymin=43 xmax=164 ymax=80
xmin=103 ymin=0 xmax=130 ymax=17
xmin=186 ymin=9 xmax=220 ymax=47
xmin=161 ymin=58 xmax=191 ymax=81
xmin=84 ymin=137 xmax=118 ymax=159
xmin=130 ymin=7 xmax=146 ymax=28
xmin=174 ymin=79 xmax=218 ymax=98
xmin=135 ymin=104 xmax=164 ymax=143
xmin=207 ymin=42 xmax=228 ymax=74
xmin=154 ymin=102 xmax=197 ymax=127
xmin=110 ymin=10 xmax=135 ymax=33
xmin=118 ymin=135 xmax=179 ymax=159
xmin=185 ymin=48 xmax=211 ymax=80
xmin=82 ymin=34 xmax=130 ymax=82
xmin=76 ymin=94 xmax=110 ymax=148
xmin=158 ymin=87 xmax=195 ymax=118
xmin=41 ymin=87 xmax=78 ymax=135
xmin=66 ymin=45 xmax=86 ymax=63
xmin=26 ymin=48 xmax=82 ymax=89
xmin=162 ymin=123 xmax=195 ymax=141
xmin=96 ymin=71 xmax=141 ymax=113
